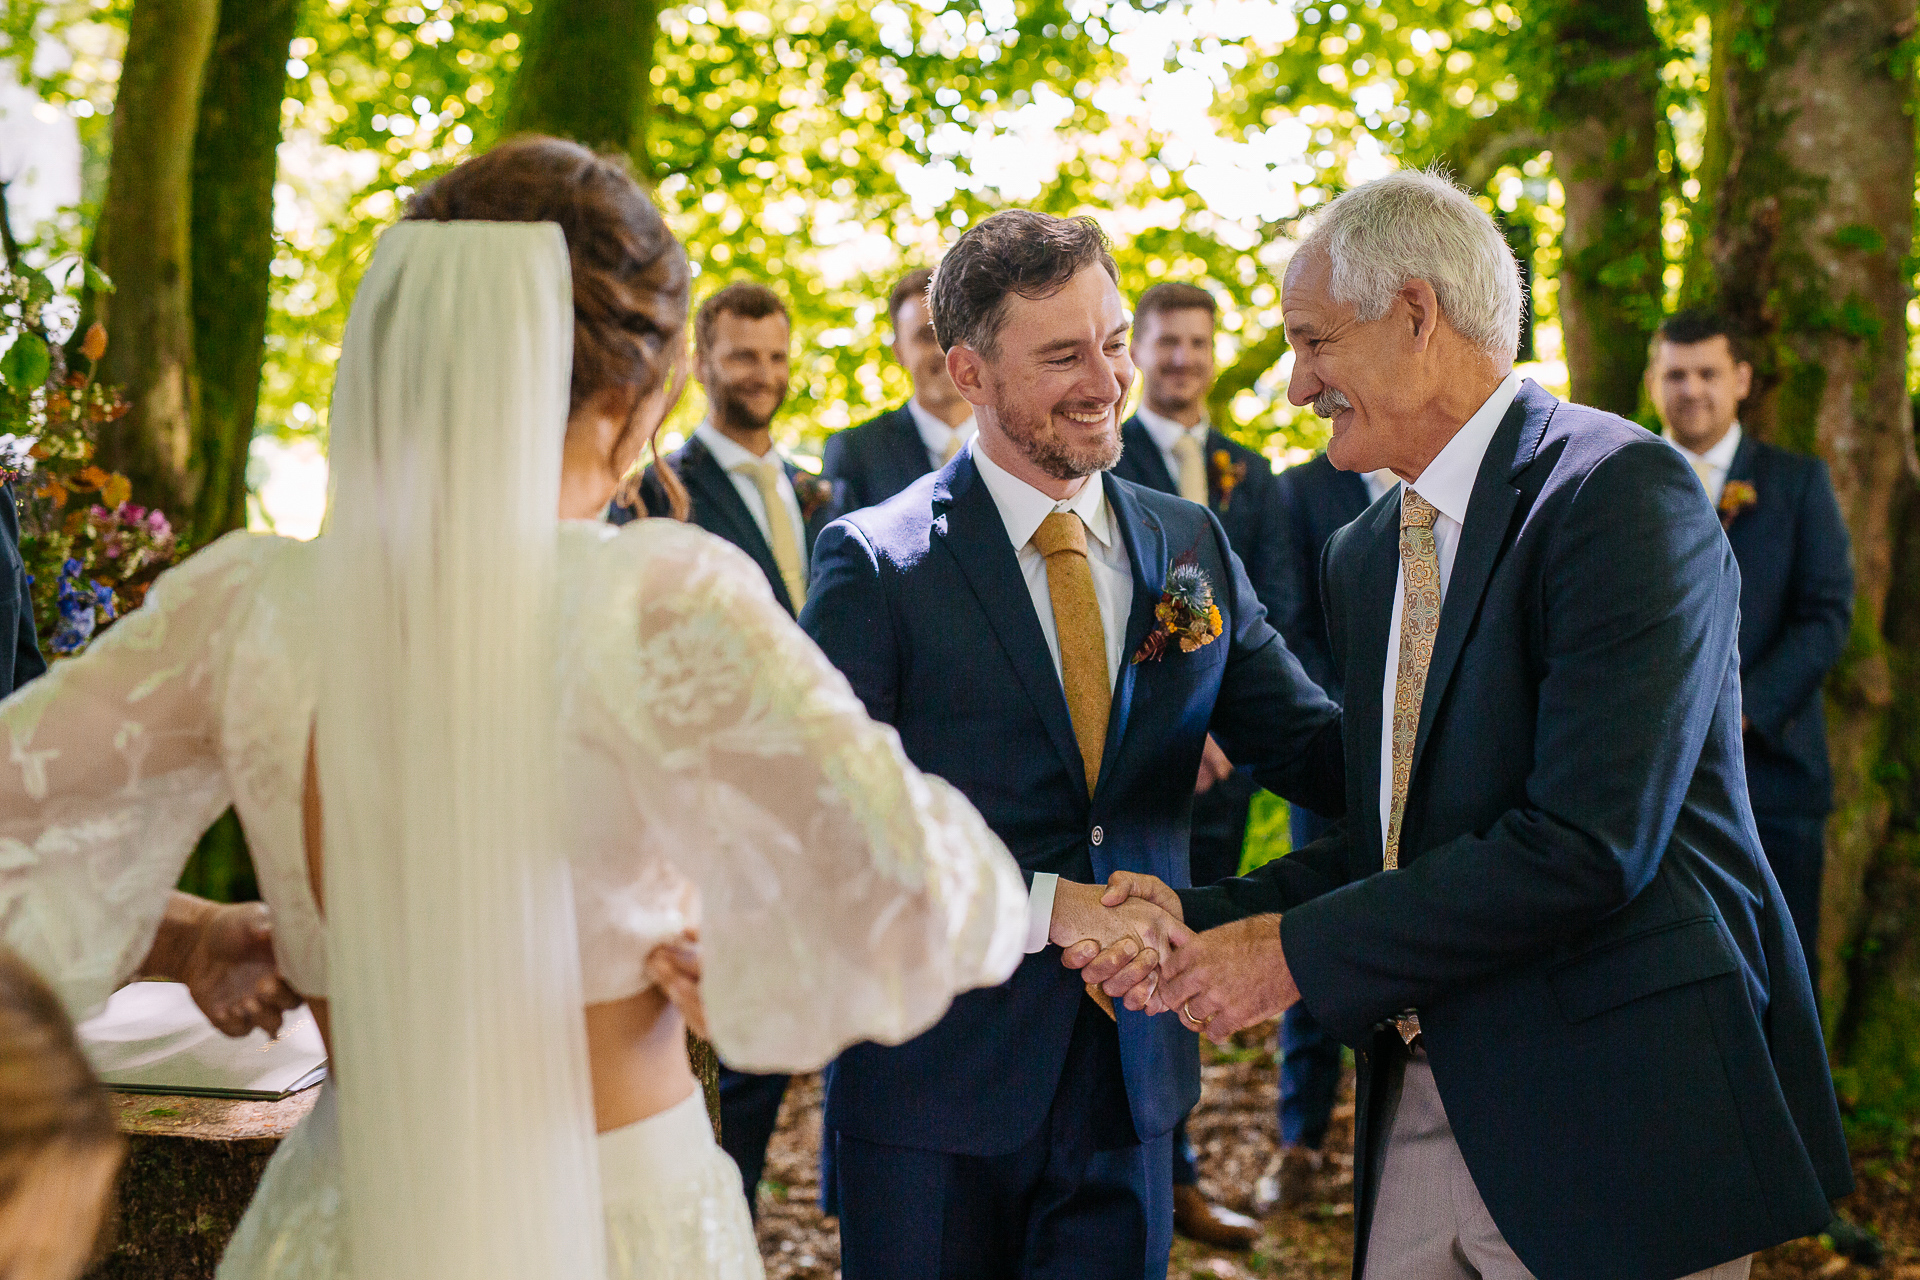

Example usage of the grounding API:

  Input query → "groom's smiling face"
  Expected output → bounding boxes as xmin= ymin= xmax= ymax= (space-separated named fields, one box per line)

xmin=952 ymin=264 xmax=1133 ymax=485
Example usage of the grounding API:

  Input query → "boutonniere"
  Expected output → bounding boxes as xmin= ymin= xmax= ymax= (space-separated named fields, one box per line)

xmin=1209 ymin=448 xmax=1248 ymax=511
xmin=1718 ymin=479 xmax=1758 ymax=528
xmin=1131 ymin=552 xmax=1224 ymax=664
xmin=792 ymin=469 xmax=836 ymax=522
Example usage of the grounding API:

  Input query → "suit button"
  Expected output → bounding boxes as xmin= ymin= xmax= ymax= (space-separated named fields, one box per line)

xmin=1091 ymin=826 xmax=1104 ymax=846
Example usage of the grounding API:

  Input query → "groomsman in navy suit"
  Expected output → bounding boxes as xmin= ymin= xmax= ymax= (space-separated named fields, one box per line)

xmin=823 ymin=268 xmax=976 ymax=512
xmin=611 ymin=279 xmax=839 ymax=1212
xmin=1645 ymin=310 xmax=1854 ymax=987
xmin=802 ymin=211 xmax=1345 ymax=1280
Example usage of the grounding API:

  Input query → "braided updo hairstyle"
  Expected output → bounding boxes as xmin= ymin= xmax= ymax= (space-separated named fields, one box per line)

xmin=406 ymin=135 xmax=693 ymax=518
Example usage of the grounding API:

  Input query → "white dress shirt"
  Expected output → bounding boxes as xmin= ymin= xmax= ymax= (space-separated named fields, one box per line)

xmin=971 ymin=442 xmax=1136 ymax=952
xmin=906 ymin=397 xmax=977 ymax=469
xmin=1377 ymin=371 xmax=1521 ymax=845
xmin=695 ymin=420 xmax=808 ymax=554
xmin=1665 ymin=422 xmax=1742 ymax=506
xmin=1135 ymin=404 xmax=1210 ymax=485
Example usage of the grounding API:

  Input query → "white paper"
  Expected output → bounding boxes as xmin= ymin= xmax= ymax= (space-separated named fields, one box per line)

xmin=77 ymin=981 xmax=328 ymax=1100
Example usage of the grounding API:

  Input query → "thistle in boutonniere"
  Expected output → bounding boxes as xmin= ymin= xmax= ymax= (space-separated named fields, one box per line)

xmin=1209 ymin=448 xmax=1248 ymax=512
xmin=1131 ymin=553 xmax=1224 ymax=664
xmin=1718 ymin=480 xmax=1758 ymax=529
xmin=793 ymin=469 xmax=836 ymax=522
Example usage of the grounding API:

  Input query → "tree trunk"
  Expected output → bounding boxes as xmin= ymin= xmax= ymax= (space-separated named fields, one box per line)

xmin=94 ymin=0 xmax=220 ymax=521
xmin=1694 ymin=0 xmax=1919 ymax=1124
xmin=188 ymin=0 xmax=299 ymax=546
xmin=1532 ymin=0 xmax=1665 ymax=417
xmin=502 ymin=0 xmax=658 ymax=168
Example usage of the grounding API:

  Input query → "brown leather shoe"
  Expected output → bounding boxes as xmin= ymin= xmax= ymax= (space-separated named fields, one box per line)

xmin=1172 ymin=1184 xmax=1260 ymax=1250
xmin=1254 ymin=1144 xmax=1323 ymax=1214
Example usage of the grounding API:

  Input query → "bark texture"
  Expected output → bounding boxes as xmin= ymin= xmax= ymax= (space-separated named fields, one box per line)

xmin=94 ymin=0 xmax=220 ymax=521
xmin=189 ymin=0 xmax=300 ymax=545
xmin=503 ymin=0 xmax=659 ymax=166
xmin=1694 ymin=0 xmax=1919 ymax=1125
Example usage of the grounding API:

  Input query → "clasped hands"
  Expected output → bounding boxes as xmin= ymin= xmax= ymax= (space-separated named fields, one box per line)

xmin=1055 ymin=872 xmax=1302 ymax=1044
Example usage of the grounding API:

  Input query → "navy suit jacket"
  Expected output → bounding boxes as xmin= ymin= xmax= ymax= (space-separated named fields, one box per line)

xmin=0 ymin=482 xmax=44 ymax=694
xmin=801 ymin=446 xmax=1344 ymax=1156
xmin=610 ymin=435 xmax=840 ymax=618
xmin=1112 ymin=416 xmax=1288 ymax=619
xmin=1270 ymin=453 xmax=1375 ymax=699
xmin=1179 ymin=383 xmax=1850 ymax=1280
xmin=1721 ymin=434 xmax=1853 ymax=817
xmin=821 ymin=404 xmax=934 ymax=514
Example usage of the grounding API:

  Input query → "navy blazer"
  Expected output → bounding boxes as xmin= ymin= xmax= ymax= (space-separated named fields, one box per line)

xmin=821 ymin=403 xmax=934 ymax=514
xmin=1721 ymin=434 xmax=1853 ymax=816
xmin=801 ymin=446 xmax=1344 ymax=1156
xmin=1180 ymin=383 xmax=1850 ymax=1280
xmin=610 ymin=435 xmax=840 ymax=618
xmin=1112 ymin=416 xmax=1288 ymax=620
xmin=1270 ymin=452 xmax=1375 ymax=699
xmin=0 ymin=482 xmax=44 ymax=694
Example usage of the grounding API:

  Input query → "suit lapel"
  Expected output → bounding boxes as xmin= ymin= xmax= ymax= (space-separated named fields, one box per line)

xmin=1121 ymin=418 xmax=1179 ymax=495
xmin=681 ymin=439 xmax=793 ymax=613
xmin=889 ymin=407 xmax=936 ymax=485
xmin=933 ymin=452 xmax=1089 ymax=794
xmin=1345 ymin=502 xmax=1399 ymax=866
xmin=1097 ymin=475 xmax=1167 ymax=795
xmin=1722 ymin=433 xmax=1760 ymax=534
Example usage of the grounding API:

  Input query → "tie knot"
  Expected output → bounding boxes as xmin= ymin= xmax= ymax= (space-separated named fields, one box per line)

xmin=1033 ymin=511 xmax=1089 ymax=558
xmin=1172 ymin=434 xmax=1204 ymax=460
xmin=737 ymin=458 xmax=782 ymax=482
xmin=1401 ymin=488 xmax=1439 ymax=531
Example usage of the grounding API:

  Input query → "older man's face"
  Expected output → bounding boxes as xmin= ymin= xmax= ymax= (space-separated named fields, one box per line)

xmin=1282 ymin=250 xmax=1417 ymax=475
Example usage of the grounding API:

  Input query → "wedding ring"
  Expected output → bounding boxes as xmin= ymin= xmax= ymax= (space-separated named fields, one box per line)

xmin=1182 ymin=1000 xmax=1212 ymax=1029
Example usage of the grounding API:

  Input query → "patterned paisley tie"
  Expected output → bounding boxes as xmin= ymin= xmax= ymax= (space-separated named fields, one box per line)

xmin=1171 ymin=433 xmax=1209 ymax=505
xmin=1384 ymin=489 xmax=1441 ymax=1046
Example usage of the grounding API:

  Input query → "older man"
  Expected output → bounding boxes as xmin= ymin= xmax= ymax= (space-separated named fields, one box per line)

xmin=1083 ymin=171 xmax=1850 ymax=1280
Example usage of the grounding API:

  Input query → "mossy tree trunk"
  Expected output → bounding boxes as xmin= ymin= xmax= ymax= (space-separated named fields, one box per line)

xmin=1692 ymin=0 xmax=1920 ymax=1128
xmin=94 ymin=0 xmax=220 ymax=521
xmin=502 ymin=0 xmax=659 ymax=169
xmin=1531 ymin=0 xmax=1665 ymax=417
xmin=188 ymin=0 xmax=300 ymax=545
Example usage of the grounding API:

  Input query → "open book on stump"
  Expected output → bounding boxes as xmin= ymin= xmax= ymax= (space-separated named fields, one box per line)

xmin=78 ymin=981 xmax=328 ymax=1100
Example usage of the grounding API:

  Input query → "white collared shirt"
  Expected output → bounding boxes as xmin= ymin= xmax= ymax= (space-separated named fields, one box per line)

xmin=1377 ymin=371 xmax=1522 ymax=845
xmin=1135 ymin=404 xmax=1210 ymax=487
xmin=906 ymin=397 xmax=977 ymax=469
xmin=971 ymin=441 xmax=1136 ymax=952
xmin=1665 ymin=422 xmax=1742 ymax=506
xmin=695 ymin=420 xmax=808 ymax=554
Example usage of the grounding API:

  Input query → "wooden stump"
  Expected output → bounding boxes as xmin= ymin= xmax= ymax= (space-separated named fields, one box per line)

xmin=87 ymin=1088 xmax=320 ymax=1280
xmin=689 ymin=1030 xmax=722 ymax=1141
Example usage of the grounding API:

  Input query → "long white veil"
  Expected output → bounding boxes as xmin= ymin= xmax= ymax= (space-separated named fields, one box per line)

xmin=317 ymin=220 xmax=605 ymax=1279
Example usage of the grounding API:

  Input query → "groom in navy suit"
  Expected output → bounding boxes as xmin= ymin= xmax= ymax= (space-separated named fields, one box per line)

xmin=801 ymin=211 xmax=1344 ymax=1280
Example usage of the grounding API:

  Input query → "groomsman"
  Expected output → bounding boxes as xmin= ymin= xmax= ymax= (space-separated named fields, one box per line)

xmin=803 ymin=210 xmax=1344 ymax=1280
xmin=1107 ymin=282 xmax=1276 ymax=1248
xmin=611 ymin=279 xmax=839 ymax=1211
xmin=1645 ymin=310 xmax=1854 ymax=987
xmin=822 ymin=268 xmax=976 ymax=511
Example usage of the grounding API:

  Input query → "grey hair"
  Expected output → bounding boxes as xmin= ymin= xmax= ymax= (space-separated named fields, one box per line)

xmin=1297 ymin=169 xmax=1525 ymax=361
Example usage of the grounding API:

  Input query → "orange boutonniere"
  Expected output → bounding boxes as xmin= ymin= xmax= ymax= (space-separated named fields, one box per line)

xmin=1209 ymin=448 xmax=1248 ymax=512
xmin=792 ymin=470 xmax=836 ymax=523
xmin=1132 ymin=553 xmax=1224 ymax=664
xmin=1718 ymin=479 xmax=1758 ymax=528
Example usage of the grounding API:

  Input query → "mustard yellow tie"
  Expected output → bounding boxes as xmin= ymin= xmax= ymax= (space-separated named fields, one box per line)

xmin=740 ymin=459 xmax=807 ymax=609
xmin=1170 ymin=433 xmax=1209 ymax=505
xmin=1384 ymin=488 xmax=1441 ymax=871
xmin=940 ymin=432 xmax=964 ymax=465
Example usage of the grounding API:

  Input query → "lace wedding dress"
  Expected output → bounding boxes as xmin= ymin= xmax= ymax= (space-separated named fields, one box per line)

xmin=0 ymin=515 xmax=1026 ymax=1278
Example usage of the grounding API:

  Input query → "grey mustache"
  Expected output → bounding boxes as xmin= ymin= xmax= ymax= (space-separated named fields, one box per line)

xmin=1313 ymin=388 xmax=1352 ymax=418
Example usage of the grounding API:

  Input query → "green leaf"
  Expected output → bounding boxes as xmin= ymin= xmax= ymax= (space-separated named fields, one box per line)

xmin=20 ymin=269 xmax=53 ymax=306
xmin=81 ymin=259 xmax=115 ymax=295
xmin=0 ymin=333 xmax=50 ymax=392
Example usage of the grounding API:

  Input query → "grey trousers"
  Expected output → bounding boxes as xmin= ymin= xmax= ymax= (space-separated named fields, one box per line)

xmin=1361 ymin=1048 xmax=1751 ymax=1280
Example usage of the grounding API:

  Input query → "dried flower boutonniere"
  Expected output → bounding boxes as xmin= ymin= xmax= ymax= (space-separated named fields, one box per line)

xmin=792 ymin=469 xmax=837 ymax=522
xmin=1209 ymin=448 xmax=1248 ymax=512
xmin=1718 ymin=479 xmax=1758 ymax=529
xmin=1132 ymin=553 xmax=1225 ymax=664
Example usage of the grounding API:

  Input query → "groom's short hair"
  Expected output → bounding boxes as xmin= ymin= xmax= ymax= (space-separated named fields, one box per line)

xmin=929 ymin=211 xmax=1118 ymax=358
xmin=695 ymin=281 xmax=789 ymax=355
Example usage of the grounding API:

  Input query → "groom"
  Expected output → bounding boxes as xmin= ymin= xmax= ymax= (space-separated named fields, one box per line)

xmin=800 ymin=211 xmax=1344 ymax=1280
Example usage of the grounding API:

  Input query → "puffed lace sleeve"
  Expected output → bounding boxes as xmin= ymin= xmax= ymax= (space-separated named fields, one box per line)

xmin=574 ymin=521 xmax=1027 ymax=1073
xmin=0 ymin=532 xmax=269 ymax=1019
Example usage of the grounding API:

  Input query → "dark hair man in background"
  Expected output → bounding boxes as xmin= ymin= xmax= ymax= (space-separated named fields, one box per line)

xmin=1645 ymin=310 xmax=1853 ymax=989
xmin=822 ymin=268 xmax=976 ymax=512
xmin=612 ymin=279 xmax=840 ymax=1215
xmin=1105 ymin=281 xmax=1278 ymax=1249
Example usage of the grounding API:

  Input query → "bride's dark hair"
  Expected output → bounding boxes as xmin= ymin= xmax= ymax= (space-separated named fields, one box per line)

xmin=405 ymin=135 xmax=692 ymax=518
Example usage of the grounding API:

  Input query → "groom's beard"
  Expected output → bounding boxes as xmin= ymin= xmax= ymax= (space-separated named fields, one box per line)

xmin=1313 ymin=386 xmax=1353 ymax=418
xmin=991 ymin=387 xmax=1123 ymax=482
xmin=711 ymin=378 xmax=788 ymax=434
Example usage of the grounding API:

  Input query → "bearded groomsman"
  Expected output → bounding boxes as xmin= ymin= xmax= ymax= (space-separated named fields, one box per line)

xmin=1096 ymin=171 xmax=1850 ymax=1280
xmin=611 ymin=279 xmax=839 ymax=1213
xmin=803 ymin=210 xmax=1345 ymax=1280
xmin=823 ymin=268 xmax=976 ymax=511
xmin=1645 ymin=310 xmax=1853 ymax=991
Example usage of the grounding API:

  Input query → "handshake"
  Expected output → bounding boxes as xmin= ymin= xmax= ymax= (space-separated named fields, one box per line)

xmin=1049 ymin=873 xmax=1302 ymax=1043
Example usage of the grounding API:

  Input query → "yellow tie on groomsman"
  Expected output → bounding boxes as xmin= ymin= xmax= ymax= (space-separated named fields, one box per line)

xmin=740 ymin=458 xmax=808 ymax=610
xmin=1171 ymin=432 xmax=1209 ymax=506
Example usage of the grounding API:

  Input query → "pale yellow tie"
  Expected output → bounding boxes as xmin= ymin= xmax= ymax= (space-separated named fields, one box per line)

xmin=740 ymin=459 xmax=807 ymax=609
xmin=940 ymin=432 xmax=964 ymax=465
xmin=1687 ymin=455 xmax=1715 ymax=492
xmin=1384 ymin=488 xmax=1442 ymax=871
xmin=1171 ymin=433 xmax=1209 ymax=505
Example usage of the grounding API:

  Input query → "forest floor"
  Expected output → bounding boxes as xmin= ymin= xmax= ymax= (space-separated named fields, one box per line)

xmin=753 ymin=1020 xmax=1920 ymax=1280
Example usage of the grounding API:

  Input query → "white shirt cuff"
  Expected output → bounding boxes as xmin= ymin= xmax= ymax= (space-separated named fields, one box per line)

xmin=1025 ymin=873 xmax=1059 ymax=954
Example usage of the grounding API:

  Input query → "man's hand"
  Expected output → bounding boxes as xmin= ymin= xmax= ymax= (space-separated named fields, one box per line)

xmin=176 ymin=901 xmax=303 ymax=1039
xmin=1148 ymin=914 xmax=1300 ymax=1044
xmin=644 ymin=931 xmax=708 ymax=1040
xmin=1194 ymin=735 xmax=1234 ymax=796
xmin=1051 ymin=877 xmax=1189 ymax=1003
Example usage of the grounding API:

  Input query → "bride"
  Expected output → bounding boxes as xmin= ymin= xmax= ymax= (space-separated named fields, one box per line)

xmin=0 ymin=136 xmax=1026 ymax=1278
